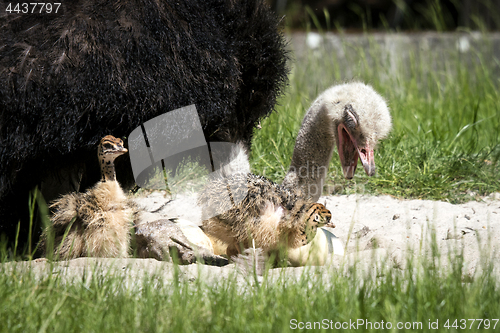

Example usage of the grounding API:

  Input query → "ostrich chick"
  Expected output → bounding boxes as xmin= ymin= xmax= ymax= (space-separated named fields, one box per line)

xmin=282 ymin=82 xmax=392 ymax=201
xmin=39 ymin=135 xmax=132 ymax=259
xmin=199 ymin=172 xmax=333 ymax=258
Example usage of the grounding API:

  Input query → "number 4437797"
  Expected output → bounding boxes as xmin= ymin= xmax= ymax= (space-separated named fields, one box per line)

xmin=5 ymin=3 xmax=61 ymax=14
xmin=444 ymin=319 xmax=498 ymax=330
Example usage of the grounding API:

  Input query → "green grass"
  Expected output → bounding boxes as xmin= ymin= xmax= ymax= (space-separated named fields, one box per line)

xmin=1 ymin=244 xmax=499 ymax=332
xmin=250 ymin=33 xmax=500 ymax=203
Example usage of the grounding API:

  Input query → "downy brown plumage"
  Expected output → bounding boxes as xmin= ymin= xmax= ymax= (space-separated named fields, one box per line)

xmin=198 ymin=145 xmax=332 ymax=258
xmin=39 ymin=136 xmax=133 ymax=259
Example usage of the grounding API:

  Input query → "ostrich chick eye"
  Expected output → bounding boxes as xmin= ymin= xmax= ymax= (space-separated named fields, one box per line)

xmin=343 ymin=105 xmax=359 ymax=129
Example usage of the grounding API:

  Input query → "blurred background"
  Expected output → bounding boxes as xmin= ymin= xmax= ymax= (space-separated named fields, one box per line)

xmin=267 ymin=0 xmax=500 ymax=31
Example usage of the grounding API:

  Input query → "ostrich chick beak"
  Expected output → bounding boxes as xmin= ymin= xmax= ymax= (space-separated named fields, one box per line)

xmin=108 ymin=147 xmax=128 ymax=157
xmin=337 ymin=124 xmax=376 ymax=179
xmin=358 ymin=145 xmax=376 ymax=177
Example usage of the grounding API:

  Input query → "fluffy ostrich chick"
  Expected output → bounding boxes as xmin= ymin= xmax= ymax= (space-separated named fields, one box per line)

xmin=39 ymin=136 xmax=133 ymax=259
xmin=282 ymin=82 xmax=392 ymax=201
xmin=199 ymin=172 xmax=333 ymax=258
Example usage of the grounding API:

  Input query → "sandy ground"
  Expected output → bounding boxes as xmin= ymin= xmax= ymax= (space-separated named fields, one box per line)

xmin=322 ymin=194 xmax=500 ymax=275
xmin=146 ymin=191 xmax=500 ymax=274
xmin=3 ymin=192 xmax=499 ymax=285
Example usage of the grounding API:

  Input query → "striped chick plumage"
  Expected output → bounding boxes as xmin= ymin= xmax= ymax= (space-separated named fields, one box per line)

xmin=199 ymin=172 xmax=332 ymax=257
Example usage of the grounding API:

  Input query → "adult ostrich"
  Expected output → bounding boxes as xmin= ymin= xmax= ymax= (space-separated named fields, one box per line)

xmin=0 ymin=0 xmax=288 ymax=247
